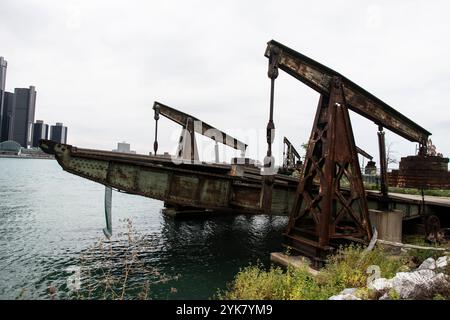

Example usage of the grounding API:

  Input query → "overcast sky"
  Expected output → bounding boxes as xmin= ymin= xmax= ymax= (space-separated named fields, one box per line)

xmin=1 ymin=0 xmax=449 ymax=167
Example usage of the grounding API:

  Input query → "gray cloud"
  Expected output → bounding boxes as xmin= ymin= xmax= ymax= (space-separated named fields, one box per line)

xmin=1 ymin=0 xmax=449 ymax=165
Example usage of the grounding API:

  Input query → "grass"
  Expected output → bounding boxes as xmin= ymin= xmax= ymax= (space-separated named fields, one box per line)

xmin=319 ymin=244 xmax=408 ymax=289
xmin=402 ymin=234 xmax=449 ymax=263
xmin=217 ymin=245 xmax=409 ymax=300
xmin=364 ymin=184 xmax=450 ymax=197
xmin=216 ymin=263 xmax=326 ymax=300
xmin=219 ymin=241 xmax=450 ymax=300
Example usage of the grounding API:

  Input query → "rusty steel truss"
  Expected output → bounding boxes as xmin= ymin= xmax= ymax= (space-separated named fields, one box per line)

xmin=263 ymin=40 xmax=431 ymax=265
xmin=282 ymin=137 xmax=302 ymax=170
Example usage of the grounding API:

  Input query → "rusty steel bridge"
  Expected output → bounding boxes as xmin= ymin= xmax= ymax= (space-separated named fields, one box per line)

xmin=40 ymin=40 xmax=449 ymax=266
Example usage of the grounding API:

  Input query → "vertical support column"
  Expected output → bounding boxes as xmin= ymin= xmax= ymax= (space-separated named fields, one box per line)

xmin=176 ymin=117 xmax=198 ymax=162
xmin=378 ymin=125 xmax=389 ymax=209
xmin=186 ymin=117 xmax=196 ymax=162
xmin=153 ymin=105 xmax=160 ymax=155
xmin=287 ymin=144 xmax=292 ymax=168
xmin=418 ymin=139 xmax=427 ymax=156
xmin=214 ymin=141 xmax=219 ymax=163
xmin=317 ymin=77 xmax=341 ymax=247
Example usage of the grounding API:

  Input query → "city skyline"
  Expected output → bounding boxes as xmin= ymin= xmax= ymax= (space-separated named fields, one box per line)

xmin=0 ymin=54 xmax=69 ymax=148
xmin=1 ymin=1 xmax=449 ymax=165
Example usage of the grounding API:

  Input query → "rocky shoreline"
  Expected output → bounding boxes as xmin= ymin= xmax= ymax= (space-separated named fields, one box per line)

xmin=329 ymin=256 xmax=450 ymax=300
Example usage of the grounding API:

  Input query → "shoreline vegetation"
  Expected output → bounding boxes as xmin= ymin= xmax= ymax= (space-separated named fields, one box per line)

xmin=217 ymin=242 xmax=450 ymax=300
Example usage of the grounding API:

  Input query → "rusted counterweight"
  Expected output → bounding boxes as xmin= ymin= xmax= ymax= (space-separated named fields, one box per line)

xmin=388 ymin=155 xmax=450 ymax=189
xmin=264 ymin=40 xmax=431 ymax=266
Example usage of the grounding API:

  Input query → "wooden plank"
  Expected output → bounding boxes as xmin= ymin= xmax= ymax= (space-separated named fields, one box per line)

xmin=377 ymin=239 xmax=449 ymax=251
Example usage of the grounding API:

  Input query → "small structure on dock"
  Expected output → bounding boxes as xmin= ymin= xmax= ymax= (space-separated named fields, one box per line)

xmin=389 ymin=154 xmax=450 ymax=189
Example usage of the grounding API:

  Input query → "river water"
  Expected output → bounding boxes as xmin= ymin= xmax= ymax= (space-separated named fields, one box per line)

xmin=0 ymin=158 xmax=287 ymax=299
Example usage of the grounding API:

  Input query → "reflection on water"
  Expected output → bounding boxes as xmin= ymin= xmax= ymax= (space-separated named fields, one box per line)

xmin=0 ymin=158 xmax=287 ymax=299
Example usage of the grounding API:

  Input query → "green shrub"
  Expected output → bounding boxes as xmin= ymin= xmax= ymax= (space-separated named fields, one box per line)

xmin=402 ymin=234 xmax=449 ymax=266
xmin=218 ymin=245 xmax=407 ymax=300
xmin=407 ymin=249 xmax=443 ymax=264
xmin=216 ymin=264 xmax=327 ymax=300
xmin=320 ymin=244 xmax=407 ymax=291
xmin=388 ymin=289 xmax=400 ymax=300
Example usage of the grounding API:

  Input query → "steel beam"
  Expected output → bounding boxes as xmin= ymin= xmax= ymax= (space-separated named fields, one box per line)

xmin=153 ymin=101 xmax=247 ymax=152
xmin=265 ymin=40 xmax=431 ymax=144
xmin=356 ymin=146 xmax=373 ymax=161
xmin=378 ymin=126 xmax=389 ymax=209
xmin=283 ymin=137 xmax=301 ymax=161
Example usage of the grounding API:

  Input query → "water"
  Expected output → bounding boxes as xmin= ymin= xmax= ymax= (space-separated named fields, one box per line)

xmin=0 ymin=158 xmax=287 ymax=299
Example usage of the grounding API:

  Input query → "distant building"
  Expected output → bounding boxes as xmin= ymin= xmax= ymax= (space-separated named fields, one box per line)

xmin=50 ymin=122 xmax=68 ymax=144
xmin=113 ymin=142 xmax=136 ymax=154
xmin=32 ymin=120 xmax=49 ymax=148
xmin=11 ymin=86 xmax=36 ymax=148
xmin=0 ymin=57 xmax=7 ymax=140
xmin=0 ymin=91 xmax=14 ymax=142
xmin=0 ymin=140 xmax=21 ymax=156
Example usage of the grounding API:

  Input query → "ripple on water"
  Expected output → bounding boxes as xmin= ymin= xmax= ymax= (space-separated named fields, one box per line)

xmin=0 ymin=159 xmax=287 ymax=299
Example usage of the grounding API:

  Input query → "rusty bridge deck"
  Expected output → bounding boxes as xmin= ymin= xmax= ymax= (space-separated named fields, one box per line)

xmin=40 ymin=140 xmax=448 ymax=220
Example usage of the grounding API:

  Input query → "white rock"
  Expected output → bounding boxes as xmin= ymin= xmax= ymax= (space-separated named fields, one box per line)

xmin=417 ymin=257 xmax=436 ymax=270
xmin=436 ymin=256 xmax=449 ymax=269
xmin=369 ymin=278 xmax=393 ymax=292
xmin=379 ymin=292 xmax=391 ymax=300
xmin=328 ymin=294 xmax=361 ymax=300
xmin=340 ymin=288 xmax=357 ymax=295
xmin=391 ymin=269 xmax=447 ymax=299
xmin=434 ymin=272 xmax=449 ymax=284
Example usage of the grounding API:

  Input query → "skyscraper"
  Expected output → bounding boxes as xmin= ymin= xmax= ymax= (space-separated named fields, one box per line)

xmin=32 ymin=120 xmax=49 ymax=148
xmin=0 ymin=57 xmax=7 ymax=140
xmin=11 ymin=86 xmax=36 ymax=148
xmin=113 ymin=142 xmax=136 ymax=154
xmin=0 ymin=92 xmax=14 ymax=142
xmin=50 ymin=122 xmax=68 ymax=144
